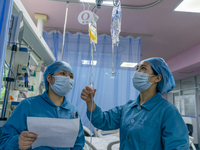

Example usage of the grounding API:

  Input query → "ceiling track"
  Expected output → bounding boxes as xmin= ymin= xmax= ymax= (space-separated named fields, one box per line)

xmin=50 ymin=0 xmax=163 ymax=10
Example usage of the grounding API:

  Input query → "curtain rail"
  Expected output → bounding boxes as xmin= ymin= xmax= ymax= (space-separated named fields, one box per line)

xmin=44 ymin=27 xmax=153 ymax=38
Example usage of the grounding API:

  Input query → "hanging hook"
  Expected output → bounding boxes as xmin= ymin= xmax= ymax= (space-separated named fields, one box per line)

xmin=94 ymin=8 xmax=98 ymax=14
xmin=82 ymin=2 xmax=85 ymax=10
xmin=91 ymin=5 xmax=97 ymax=12
xmin=87 ymin=2 xmax=91 ymax=10
xmin=96 ymin=0 xmax=103 ymax=9
xmin=113 ymin=0 xmax=118 ymax=6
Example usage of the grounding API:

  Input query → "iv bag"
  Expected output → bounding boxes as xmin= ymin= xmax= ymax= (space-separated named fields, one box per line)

xmin=89 ymin=12 xmax=99 ymax=44
xmin=111 ymin=1 xmax=121 ymax=46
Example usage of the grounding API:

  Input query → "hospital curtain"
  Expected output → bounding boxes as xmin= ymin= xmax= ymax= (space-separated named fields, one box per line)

xmin=43 ymin=31 xmax=141 ymax=131
xmin=0 ymin=0 xmax=13 ymax=92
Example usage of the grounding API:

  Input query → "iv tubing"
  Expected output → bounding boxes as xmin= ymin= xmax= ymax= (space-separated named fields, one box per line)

xmin=61 ymin=3 xmax=69 ymax=61
xmin=112 ymin=42 xmax=114 ymax=74
xmin=89 ymin=43 xmax=95 ymax=149
xmin=89 ymin=80 xmax=94 ymax=149
xmin=93 ymin=42 xmax=96 ymax=51
xmin=91 ymin=43 xmax=94 ymax=76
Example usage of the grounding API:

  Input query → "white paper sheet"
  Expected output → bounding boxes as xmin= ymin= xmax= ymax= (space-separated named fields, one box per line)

xmin=27 ymin=117 xmax=80 ymax=149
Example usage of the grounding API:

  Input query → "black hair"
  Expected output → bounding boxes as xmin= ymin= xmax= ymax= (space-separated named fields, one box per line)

xmin=151 ymin=66 xmax=159 ymax=93
xmin=151 ymin=67 xmax=158 ymax=75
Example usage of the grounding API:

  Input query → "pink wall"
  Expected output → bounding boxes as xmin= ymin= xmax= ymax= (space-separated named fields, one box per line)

xmin=167 ymin=43 xmax=200 ymax=73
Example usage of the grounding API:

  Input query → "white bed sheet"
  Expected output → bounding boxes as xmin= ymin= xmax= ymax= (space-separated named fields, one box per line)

xmin=84 ymin=135 xmax=120 ymax=150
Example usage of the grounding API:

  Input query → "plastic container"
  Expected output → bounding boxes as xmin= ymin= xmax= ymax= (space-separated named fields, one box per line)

xmin=9 ymin=90 xmax=19 ymax=101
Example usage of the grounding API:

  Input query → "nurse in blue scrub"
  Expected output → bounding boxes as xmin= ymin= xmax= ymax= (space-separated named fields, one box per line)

xmin=81 ymin=57 xmax=189 ymax=150
xmin=0 ymin=61 xmax=85 ymax=150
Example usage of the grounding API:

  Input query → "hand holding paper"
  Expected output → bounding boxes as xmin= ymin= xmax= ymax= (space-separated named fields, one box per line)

xmin=19 ymin=131 xmax=38 ymax=150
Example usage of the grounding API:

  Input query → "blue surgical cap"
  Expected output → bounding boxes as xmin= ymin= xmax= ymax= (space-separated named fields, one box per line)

xmin=43 ymin=61 xmax=73 ymax=91
xmin=143 ymin=57 xmax=175 ymax=94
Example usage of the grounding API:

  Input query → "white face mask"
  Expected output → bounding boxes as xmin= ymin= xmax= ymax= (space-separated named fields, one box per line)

xmin=132 ymin=72 xmax=155 ymax=92
xmin=50 ymin=75 xmax=74 ymax=96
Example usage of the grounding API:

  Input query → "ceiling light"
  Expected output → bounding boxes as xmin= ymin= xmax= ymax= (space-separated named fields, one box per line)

xmin=80 ymin=0 xmax=95 ymax=3
xmin=174 ymin=0 xmax=200 ymax=13
xmin=120 ymin=62 xmax=137 ymax=68
xmin=79 ymin=0 xmax=113 ymax=5
xmin=82 ymin=60 xmax=97 ymax=65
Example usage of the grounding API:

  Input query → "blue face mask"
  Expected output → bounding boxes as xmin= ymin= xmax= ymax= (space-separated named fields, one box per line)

xmin=132 ymin=72 xmax=155 ymax=92
xmin=50 ymin=75 xmax=74 ymax=96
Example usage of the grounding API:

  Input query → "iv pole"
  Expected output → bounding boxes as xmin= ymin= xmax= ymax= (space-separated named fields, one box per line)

xmin=0 ymin=11 xmax=23 ymax=120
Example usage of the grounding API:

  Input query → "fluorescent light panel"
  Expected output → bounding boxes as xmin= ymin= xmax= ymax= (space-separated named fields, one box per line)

xmin=174 ymin=0 xmax=200 ymax=13
xmin=82 ymin=60 xmax=97 ymax=65
xmin=80 ymin=0 xmax=113 ymax=5
xmin=120 ymin=62 xmax=137 ymax=68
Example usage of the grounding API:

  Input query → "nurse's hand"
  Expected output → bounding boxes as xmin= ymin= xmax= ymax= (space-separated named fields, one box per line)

xmin=19 ymin=131 xmax=37 ymax=150
xmin=81 ymin=86 xmax=96 ymax=103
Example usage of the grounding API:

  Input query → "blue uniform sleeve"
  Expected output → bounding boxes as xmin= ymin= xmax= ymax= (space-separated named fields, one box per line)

xmin=71 ymin=117 xmax=85 ymax=150
xmin=161 ymin=105 xmax=189 ymax=150
xmin=86 ymin=104 xmax=123 ymax=130
xmin=0 ymin=100 xmax=28 ymax=150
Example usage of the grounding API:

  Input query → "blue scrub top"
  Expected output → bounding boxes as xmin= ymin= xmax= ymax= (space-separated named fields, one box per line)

xmin=0 ymin=91 xmax=85 ymax=150
xmin=87 ymin=93 xmax=189 ymax=150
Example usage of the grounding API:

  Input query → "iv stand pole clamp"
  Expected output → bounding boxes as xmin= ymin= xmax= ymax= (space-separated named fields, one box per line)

xmin=0 ymin=44 xmax=17 ymax=120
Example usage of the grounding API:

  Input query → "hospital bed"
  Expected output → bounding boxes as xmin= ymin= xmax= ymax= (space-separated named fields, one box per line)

xmin=84 ymin=136 xmax=120 ymax=150
xmin=83 ymin=126 xmax=196 ymax=150
xmin=94 ymin=128 xmax=119 ymax=138
xmin=186 ymin=124 xmax=196 ymax=150
xmin=189 ymin=136 xmax=196 ymax=150
xmin=83 ymin=126 xmax=120 ymax=150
